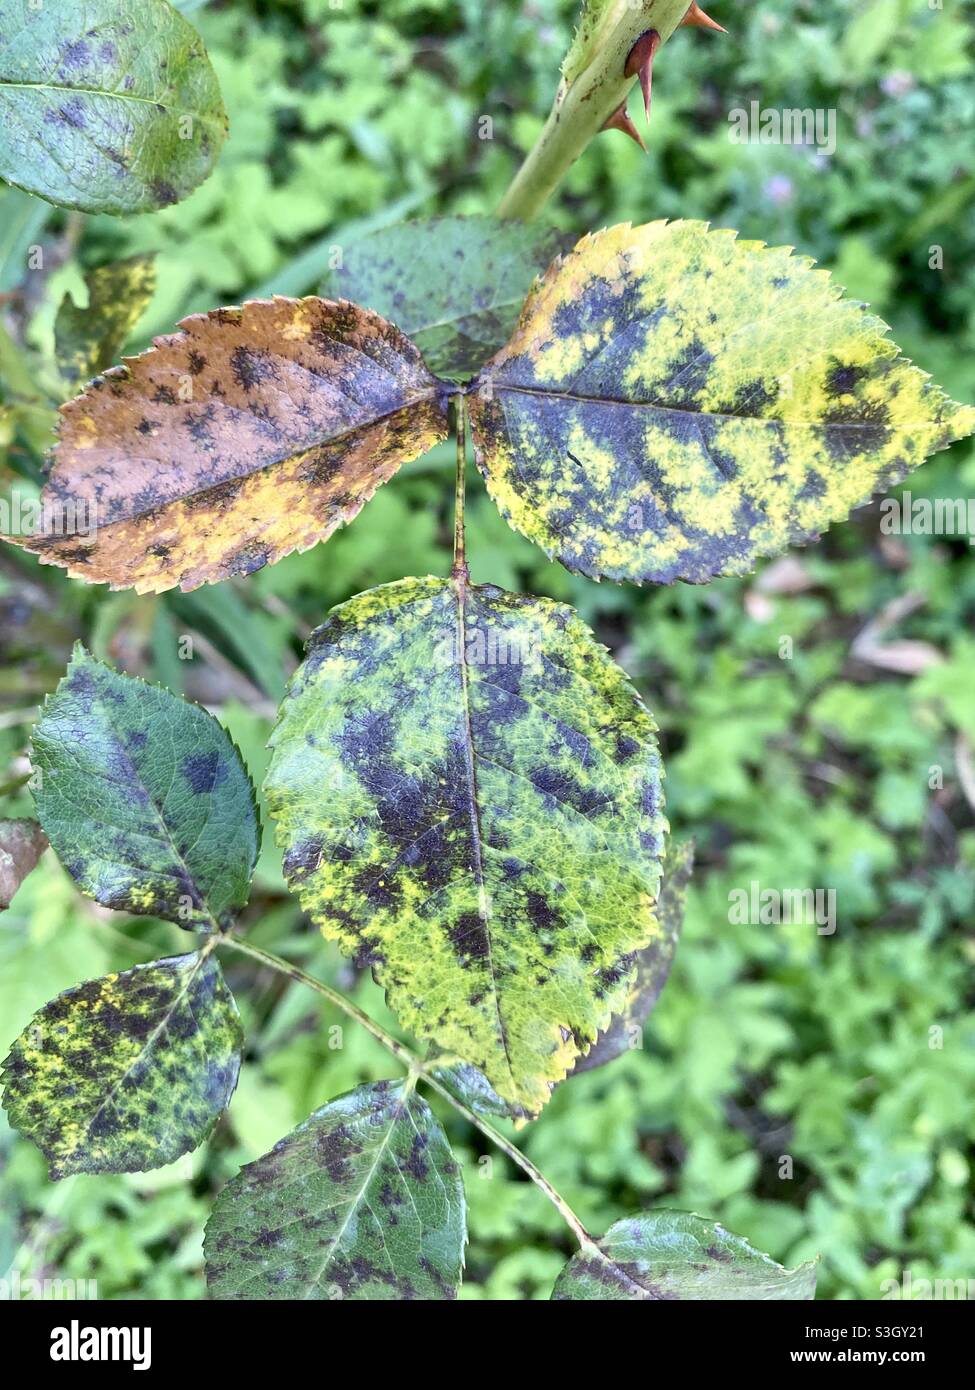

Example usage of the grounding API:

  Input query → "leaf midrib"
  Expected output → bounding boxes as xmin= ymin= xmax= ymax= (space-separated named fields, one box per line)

xmin=74 ymin=947 xmax=216 ymax=1164
xmin=301 ymin=1086 xmax=411 ymax=1299
xmin=0 ymin=78 xmax=219 ymax=124
xmin=482 ymin=380 xmax=938 ymax=431
xmin=54 ymin=390 xmax=440 ymax=533
xmin=52 ymin=667 xmax=223 ymax=928
xmin=451 ymin=577 xmax=516 ymax=1096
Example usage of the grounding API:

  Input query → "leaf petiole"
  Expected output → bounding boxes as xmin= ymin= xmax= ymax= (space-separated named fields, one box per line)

xmin=218 ymin=933 xmax=594 ymax=1250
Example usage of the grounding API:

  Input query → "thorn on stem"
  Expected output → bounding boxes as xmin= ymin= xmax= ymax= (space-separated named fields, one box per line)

xmin=680 ymin=2 xmax=726 ymax=33
xmin=600 ymin=100 xmax=647 ymax=152
xmin=624 ymin=30 xmax=660 ymax=123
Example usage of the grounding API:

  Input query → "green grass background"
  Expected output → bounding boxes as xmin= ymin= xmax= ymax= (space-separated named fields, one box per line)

xmin=1 ymin=0 xmax=974 ymax=1299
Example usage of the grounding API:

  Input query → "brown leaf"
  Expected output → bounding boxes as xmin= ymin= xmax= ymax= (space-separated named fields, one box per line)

xmin=851 ymin=591 xmax=944 ymax=673
xmin=853 ymin=639 xmax=943 ymax=675
xmin=0 ymin=819 xmax=48 ymax=909
xmin=19 ymin=298 xmax=450 ymax=593
xmin=754 ymin=556 xmax=814 ymax=595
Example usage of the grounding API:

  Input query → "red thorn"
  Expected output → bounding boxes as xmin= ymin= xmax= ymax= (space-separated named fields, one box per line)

xmin=601 ymin=101 xmax=647 ymax=153
xmin=680 ymin=2 xmax=726 ymax=32
xmin=624 ymin=30 xmax=660 ymax=122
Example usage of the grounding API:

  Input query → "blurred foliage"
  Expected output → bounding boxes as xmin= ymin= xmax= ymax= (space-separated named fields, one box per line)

xmin=1 ymin=0 xmax=974 ymax=1301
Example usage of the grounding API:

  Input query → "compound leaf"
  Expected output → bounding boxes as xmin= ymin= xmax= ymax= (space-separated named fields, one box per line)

xmin=572 ymin=837 xmax=692 ymax=1075
xmin=266 ymin=577 xmax=666 ymax=1115
xmin=326 ymin=216 xmax=568 ymax=379
xmin=0 ymin=0 xmax=227 ymax=214
xmin=31 ymin=644 xmax=258 ymax=931
xmin=204 ymin=1080 xmax=466 ymax=1300
xmin=469 ymin=220 xmax=975 ymax=585
xmin=19 ymin=297 xmax=449 ymax=593
xmin=0 ymin=818 xmax=48 ymax=909
xmin=1 ymin=948 xmax=242 ymax=1178
xmin=55 ymin=253 xmax=157 ymax=388
xmin=553 ymin=1212 xmax=818 ymax=1300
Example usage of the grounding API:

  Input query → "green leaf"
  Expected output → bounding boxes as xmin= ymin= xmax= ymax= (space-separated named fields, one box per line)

xmin=0 ymin=0 xmax=227 ymax=215
xmin=0 ymin=818 xmax=47 ymax=909
xmin=204 ymin=1079 xmax=466 ymax=1300
xmin=1 ymin=948 xmax=242 ymax=1178
xmin=31 ymin=645 xmax=258 ymax=931
xmin=266 ymin=577 xmax=666 ymax=1114
xmin=55 ymin=254 xmax=157 ymax=388
xmin=20 ymin=297 xmax=450 ymax=592
xmin=468 ymin=220 xmax=975 ymax=585
xmin=572 ymin=837 xmax=692 ymax=1075
xmin=552 ymin=1212 xmax=818 ymax=1300
xmin=326 ymin=216 xmax=568 ymax=379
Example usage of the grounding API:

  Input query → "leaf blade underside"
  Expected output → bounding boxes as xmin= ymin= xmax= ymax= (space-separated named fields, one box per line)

xmin=1 ymin=949 xmax=242 ymax=1178
xmin=0 ymin=0 xmax=227 ymax=214
xmin=204 ymin=1079 xmax=466 ymax=1300
xmin=553 ymin=1211 xmax=818 ymax=1300
xmin=326 ymin=215 xmax=570 ymax=379
xmin=55 ymin=253 xmax=157 ymax=388
xmin=17 ymin=297 xmax=450 ymax=593
xmin=468 ymin=219 xmax=975 ymax=585
xmin=265 ymin=576 xmax=666 ymax=1115
xmin=30 ymin=645 xmax=258 ymax=931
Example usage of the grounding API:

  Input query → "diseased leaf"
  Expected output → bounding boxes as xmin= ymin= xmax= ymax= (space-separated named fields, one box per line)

xmin=443 ymin=840 xmax=689 ymax=1111
xmin=431 ymin=1061 xmax=527 ymax=1122
xmin=326 ymin=216 xmax=568 ymax=379
xmin=31 ymin=645 xmax=258 ymax=931
xmin=469 ymin=220 xmax=975 ymax=585
xmin=0 ymin=0 xmax=227 ymax=214
xmin=572 ymin=837 xmax=692 ymax=1075
xmin=266 ymin=577 xmax=666 ymax=1115
xmin=1 ymin=948 xmax=242 ymax=1178
xmin=552 ymin=1212 xmax=818 ymax=1300
xmin=204 ymin=1079 xmax=466 ymax=1300
xmin=0 ymin=818 xmax=48 ymax=909
xmin=18 ymin=297 xmax=449 ymax=593
xmin=55 ymin=254 xmax=157 ymax=388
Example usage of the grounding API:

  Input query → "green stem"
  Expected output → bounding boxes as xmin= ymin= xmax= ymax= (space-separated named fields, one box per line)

xmin=220 ymin=935 xmax=418 ymax=1070
xmin=497 ymin=0 xmax=693 ymax=221
xmin=218 ymin=933 xmax=595 ymax=1250
xmin=0 ymin=771 xmax=32 ymax=798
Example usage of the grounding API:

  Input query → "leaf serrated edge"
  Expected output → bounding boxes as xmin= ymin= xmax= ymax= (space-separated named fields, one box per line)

xmin=29 ymin=642 xmax=261 ymax=931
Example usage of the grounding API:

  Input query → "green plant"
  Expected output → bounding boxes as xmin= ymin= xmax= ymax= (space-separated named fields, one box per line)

xmin=1 ymin=0 xmax=972 ymax=1300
